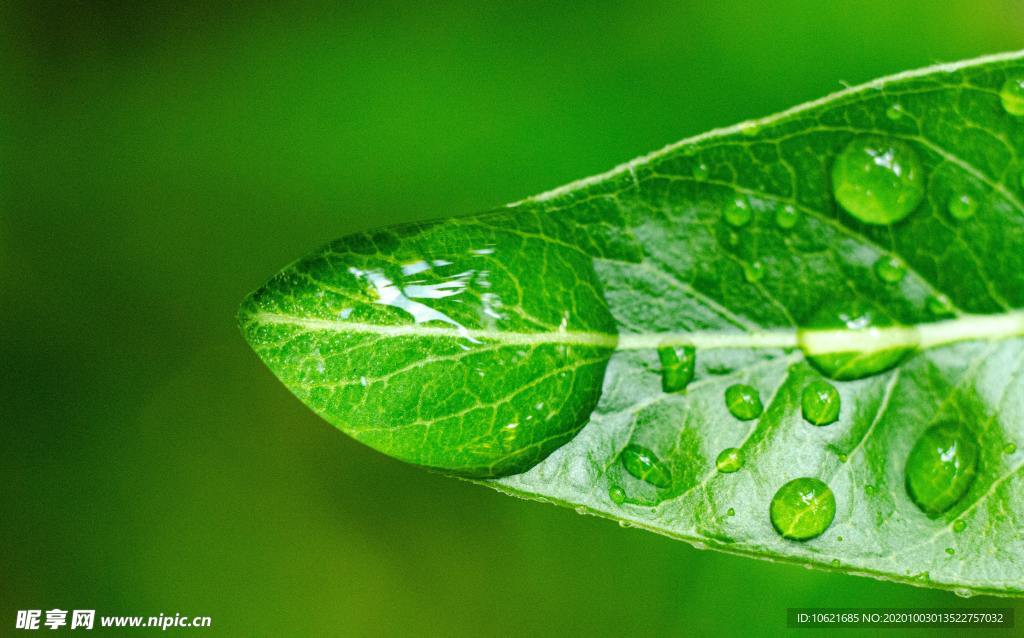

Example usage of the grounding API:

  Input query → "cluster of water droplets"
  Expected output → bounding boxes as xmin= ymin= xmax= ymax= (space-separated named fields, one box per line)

xmin=604 ymin=76 xmax=1024 ymax=559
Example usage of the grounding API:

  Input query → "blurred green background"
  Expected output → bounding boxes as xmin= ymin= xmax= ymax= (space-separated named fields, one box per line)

xmin=3 ymin=2 xmax=1023 ymax=635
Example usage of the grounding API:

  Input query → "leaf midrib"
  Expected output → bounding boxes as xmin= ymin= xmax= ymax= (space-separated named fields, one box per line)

xmin=249 ymin=309 xmax=1024 ymax=354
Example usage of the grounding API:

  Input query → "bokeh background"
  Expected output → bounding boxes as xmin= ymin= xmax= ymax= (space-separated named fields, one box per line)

xmin=4 ymin=2 xmax=1023 ymax=635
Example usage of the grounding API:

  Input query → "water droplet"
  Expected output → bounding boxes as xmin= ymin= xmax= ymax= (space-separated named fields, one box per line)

xmin=927 ymin=293 xmax=954 ymax=317
xmin=775 ymin=204 xmax=799 ymax=229
xmin=609 ymin=486 xmax=626 ymax=504
xmin=1000 ymin=77 xmax=1024 ymax=116
xmin=831 ymin=136 xmax=925 ymax=225
xmin=874 ymin=255 xmax=906 ymax=284
xmin=799 ymin=298 xmax=916 ymax=380
xmin=716 ymin=447 xmax=745 ymax=473
xmin=725 ymin=384 xmax=763 ymax=420
xmin=575 ymin=505 xmax=587 ymax=515
xmin=885 ymin=103 xmax=904 ymax=120
xmin=954 ymin=587 xmax=973 ymax=599
xmin=905 ymin=422 xmax=979 ymax=517
xmin=801 ymin=379 xmax=841 ymax=426
xmin=770 ymin=477 xmax=836 ymax=541
xmin=620 ymin=444 xmax=673 ymax=488
xmin=837 ymin=453 xmax=848 ymax=463
xmin=953 ymin=519 xmax=967 ymax=533
xmin=947 ymin=193 xmax=977 ymax=221
xmin=618 ymin=520 xmax=632 ymax=528
xmin=724 ymin=198 xmax=753 ymax=227
xmin=657 ymin=344 xmax=696 ymax=393
xmin=694 ymin=162 xmax=709 ymax=179
xmin=836 ymin=535 xmax=844 ymax=542
xmin=743 ymin=261 xmax=765 ymax=283
xmin=830 ymin=558 xmax=841 ymax=567
xmin=865 ymin=485 xmax=877 ymax=496
xmin=727 ymin=507 xmax=736 ymax=517
xmin=1004 ymin=442 xmax=1018 ymax=455
xmin=740 ymin=122 xmax=760 ymax=136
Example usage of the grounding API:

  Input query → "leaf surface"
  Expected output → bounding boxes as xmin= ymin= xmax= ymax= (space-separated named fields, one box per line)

xmin=240 ymin=51 xmax=1024 ymax=596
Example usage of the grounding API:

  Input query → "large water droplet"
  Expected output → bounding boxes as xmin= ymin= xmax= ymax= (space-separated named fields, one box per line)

xmin=1000 ymin=77 xmax=1024 ymax=116
xmin=799 ymin=298 xmax=916 ymax=380
xmin=657 ymin=344 xmax=696 ymax=393
xmin=716 ymin=447 xmax=745 ymax=473
xmin=775 ymin=204 xmax=799 ymax=229
xmin=874 ymin=255 xmax=906 ymax=284
xmin=770 ymin=477 xmax=836 ymax=541
xmin=725 ymin=384 xmax=763 ymax=420
xmin=620 ymin=444 xmax=673 ymax=488
xmin=724 ymin=198 xmax=753 ymax=227
xmin=831 ymin=136 xmax=925 ymax=225
xmin=801 ymin=379 xmax=841 ymax=426
xmin=947 ymin=193 xmax=977 ymax=221
xmin=905 ymin=422 xmax=979 ymax=517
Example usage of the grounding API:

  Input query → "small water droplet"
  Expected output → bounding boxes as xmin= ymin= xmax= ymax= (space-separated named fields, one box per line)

xmin=618 ymin=520 xmax=632 ymax=528
xmin=865 ymin=485 xmax=877 ymax=496
xmin=836 ymin=535 xmax=844 ymax=542
xmin=799 ymin=298 xmax=916 ymax=380
xmin=954 ymin=587 xmax=973 ymax=599
xmin=775 ymin=204 xmax=799 ymax=229
xmin=724 ymin=198 xmax=753 ymax=227
xmin=725 ymin=384 xmax=763 ymax=420
xmin=741 ymin=122 xmax=760 ymax=136
xmin=694 ymin=162 xmax=709 ymax=179
xmin=575 ymin=505 xmax=587 ymax=515
xmin=953 ymin=519 xmax=967 ymax=533
xmin=830 ymin=558 xmax=841 ymax=567
xmin=905 ymin=422 xmax=979 ymax=517
xmin=1000 ymin=77 xmax=1024 ymax=116
xmin=727 ymin=507 xmax=736 ymax=517
xmin=874 ymin=255 xmax=906 ymax=284
xmin=609 ymin=485 xmax=626 ymax=505
xmin=657 ymin=344 xmax=696 ymax=393
xmin=927 ymin=293 xmax=954 ymax=317
xmin=770 ymin=477 xmax=836 ymax=541
xmin=801 ymin=379 xmax=841 ymax=426
xmin=716 ymin=447 xmax=745 ymax=473
xmin=831 ymin=136 xmax=925 ymax=225
xmin=885 ymin=103 xmax=905 ymax=120
xmin=1004 ymin=442 xmax=1018 ymax=455
xmin=947 ymin=193 xmax=977 ymax=221
xmin=837 ymin=453 xmax=848 ymax=463
xmin=743 ymin=260 xmax=765 ymax=283
xmin=620 ymin=444 xmax=673 ymax=488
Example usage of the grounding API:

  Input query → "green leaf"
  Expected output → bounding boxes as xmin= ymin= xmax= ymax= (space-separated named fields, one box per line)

xmin=239 ymin=51 xmax=1024 ymax=596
